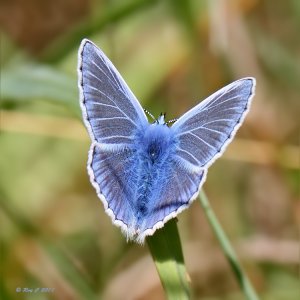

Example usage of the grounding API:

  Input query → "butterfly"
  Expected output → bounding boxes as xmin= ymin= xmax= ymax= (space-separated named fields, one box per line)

xmin=78 ymin=39 xmax=256 ymax=244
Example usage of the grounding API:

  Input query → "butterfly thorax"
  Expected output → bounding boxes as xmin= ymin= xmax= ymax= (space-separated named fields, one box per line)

xmin=141 ymin=122 xmax=174 ymax=163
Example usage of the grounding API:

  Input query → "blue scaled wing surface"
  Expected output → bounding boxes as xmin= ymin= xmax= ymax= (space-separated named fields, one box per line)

xmin=78 ymin=39 xmax=148 ymax=238
xmin=78 ymin=39 xmax=148 ymax=147
xmin=171 ymin=78 xmax=256 ymax=173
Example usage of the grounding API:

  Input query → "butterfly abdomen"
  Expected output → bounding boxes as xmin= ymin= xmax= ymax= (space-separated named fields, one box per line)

xmin=134 ymin=124 xmax=176 ymax=220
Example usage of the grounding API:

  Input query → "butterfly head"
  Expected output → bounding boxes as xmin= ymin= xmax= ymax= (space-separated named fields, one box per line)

xmin=156 ymin=113 xmax=166 ymax=125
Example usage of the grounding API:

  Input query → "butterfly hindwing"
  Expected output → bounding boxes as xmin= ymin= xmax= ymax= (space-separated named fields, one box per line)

xmin=171 ymin=78 xmax=255 ymax=171
xmin=88 ymin=143 xmax=139 ymax=237
xmin=137 ymin=161 xmax=207 ymax=242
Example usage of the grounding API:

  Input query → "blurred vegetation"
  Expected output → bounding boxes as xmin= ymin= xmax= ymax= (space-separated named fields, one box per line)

xmin=0 ymin=0 xmax=299 ymax=299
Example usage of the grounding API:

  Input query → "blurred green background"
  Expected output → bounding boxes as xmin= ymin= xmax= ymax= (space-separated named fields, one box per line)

xmin=0 ymin=0 xmax=299 ymax=299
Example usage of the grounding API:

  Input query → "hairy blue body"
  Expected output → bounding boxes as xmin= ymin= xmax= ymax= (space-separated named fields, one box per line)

xmin=134 ymin=118 xmax=176 ymax=223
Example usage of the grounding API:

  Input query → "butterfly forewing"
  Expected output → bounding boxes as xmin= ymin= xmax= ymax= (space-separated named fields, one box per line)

xmin=78 ymin=39 xmax=148 ymax=147
xmin=172 ymin=78 xmax=255 ymax=170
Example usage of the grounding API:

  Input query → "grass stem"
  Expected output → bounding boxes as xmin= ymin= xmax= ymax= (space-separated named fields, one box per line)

xmin=198 ymin=190 xmax=259 ymax=300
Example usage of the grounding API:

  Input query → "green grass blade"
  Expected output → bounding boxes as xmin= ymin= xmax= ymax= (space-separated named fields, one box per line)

xmin=198 ymin=190 xmax=259 ymax=300
xmin=146 ymin=218 xmax=191 ymax=300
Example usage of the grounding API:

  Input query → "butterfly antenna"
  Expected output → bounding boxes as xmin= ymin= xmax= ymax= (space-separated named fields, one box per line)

xmin=144 ymin=109 xmax=156 ymax=122
xmin=166 ymin=118 xmax=178 ymax=125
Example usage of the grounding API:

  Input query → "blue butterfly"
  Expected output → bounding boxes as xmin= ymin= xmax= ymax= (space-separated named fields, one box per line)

xmin=78 ymin=39 xmax=256 ymax=243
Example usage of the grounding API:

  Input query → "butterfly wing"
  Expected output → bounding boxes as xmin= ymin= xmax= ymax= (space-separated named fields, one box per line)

xmin=171 ymin=78 xmax=256 ymax=171
xmin=88 ymin=144 xmax=139 ymax=238
xmin=137 ymin=160 xmax=207 ymax=242
xmin=136 ymin=78 xmax=255 ymax=241
xmin=78 ymin=39 xmax=148 ymax=237
xmin=78 ymin=39 xmax=148 ymax=148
